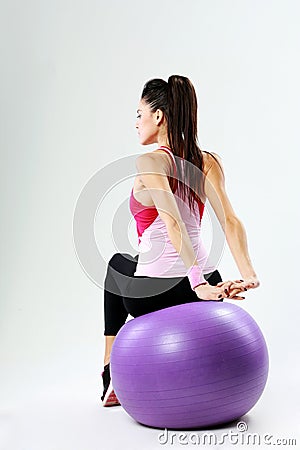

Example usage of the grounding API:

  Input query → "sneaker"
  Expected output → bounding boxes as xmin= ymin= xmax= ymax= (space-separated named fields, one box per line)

xmin=101 ymin=363 xmax=121 ymax=407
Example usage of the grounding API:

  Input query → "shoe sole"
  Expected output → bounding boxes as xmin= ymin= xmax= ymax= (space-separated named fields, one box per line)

xmin=102 ymin=380 xmax=121 ymax=407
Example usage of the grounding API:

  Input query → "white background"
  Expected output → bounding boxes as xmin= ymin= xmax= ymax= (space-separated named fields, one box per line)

xmin=1 ymin=0 xmax=299 ymax=449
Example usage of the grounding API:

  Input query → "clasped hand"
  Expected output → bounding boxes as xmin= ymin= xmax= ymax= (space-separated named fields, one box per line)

xmin=194 ymin=276 xmax=260 ymax=301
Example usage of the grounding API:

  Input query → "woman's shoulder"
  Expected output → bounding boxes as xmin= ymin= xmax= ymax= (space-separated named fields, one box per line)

xmin=202 ymin=150 xmax=222 ymax=163
xmin=202 ymin=150 xmax=224 ymax=175
xmin=146 ymin=148 xmax=224 ymax=175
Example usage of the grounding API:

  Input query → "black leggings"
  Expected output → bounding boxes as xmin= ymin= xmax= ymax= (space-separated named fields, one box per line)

xmin=104 ymin=253 xmax=223 ymax=336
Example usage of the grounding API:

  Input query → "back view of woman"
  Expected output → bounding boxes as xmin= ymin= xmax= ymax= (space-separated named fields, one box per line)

xmin=101 ymin=75 xmax=260 ymax=406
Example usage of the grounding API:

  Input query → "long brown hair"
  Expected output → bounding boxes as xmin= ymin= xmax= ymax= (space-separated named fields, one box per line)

xmin=141 ymin=75 xmax=221 ymax=215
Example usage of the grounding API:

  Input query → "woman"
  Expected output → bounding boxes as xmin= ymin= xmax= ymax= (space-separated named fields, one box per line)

xmin=101 ymin=75 xmax=260 ymax=406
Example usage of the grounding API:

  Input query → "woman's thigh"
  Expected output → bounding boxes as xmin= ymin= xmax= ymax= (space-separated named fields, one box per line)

xmin=123 ymin=275 xmax=194 ymax=317
xmin=107 ymin=253 xmax=224 ymax=317
xmin=123 ymin=269 xmax=223 ymax=318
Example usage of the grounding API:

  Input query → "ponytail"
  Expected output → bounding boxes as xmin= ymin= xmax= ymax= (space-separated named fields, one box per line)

xmin=141 ymin=75 xmax=220 ymax=215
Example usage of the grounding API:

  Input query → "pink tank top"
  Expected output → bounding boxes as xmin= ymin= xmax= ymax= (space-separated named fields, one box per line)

xmin=130 ymin=146 xmax=216 ymax=277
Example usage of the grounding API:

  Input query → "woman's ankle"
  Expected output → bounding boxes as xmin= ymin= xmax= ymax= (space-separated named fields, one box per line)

xmin=103 ymin=358 xmax=110 ymax=367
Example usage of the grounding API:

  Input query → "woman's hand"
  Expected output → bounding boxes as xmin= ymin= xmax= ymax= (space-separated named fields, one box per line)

xmin=194 ymin=282 xmax=245 ymax=301
xmin=216 ymin=275 xmax=260 ymax=299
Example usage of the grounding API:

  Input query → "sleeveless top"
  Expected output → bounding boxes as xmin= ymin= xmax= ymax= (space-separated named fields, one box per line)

xmin=129 ymin=146 xmax=216 ymax=277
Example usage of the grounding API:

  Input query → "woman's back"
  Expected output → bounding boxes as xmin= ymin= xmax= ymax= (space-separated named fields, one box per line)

xmin=130 ymin=147 xmax=216 ymax=277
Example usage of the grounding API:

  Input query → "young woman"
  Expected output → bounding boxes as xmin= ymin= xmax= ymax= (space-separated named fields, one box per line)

xmin=101 ymin=75 xmax=260 ymax=406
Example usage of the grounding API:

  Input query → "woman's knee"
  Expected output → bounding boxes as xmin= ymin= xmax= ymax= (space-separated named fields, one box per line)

xmin=108 ymin=252 xmax=132 ymax=269
xmin=205 ymin=269 xmax=222 ymax=286
xmin=107 ymin=253 xmax=137 ymax=289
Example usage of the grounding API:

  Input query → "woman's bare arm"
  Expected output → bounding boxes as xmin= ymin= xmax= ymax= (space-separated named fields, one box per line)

xmin=204 ymin=153 xmax=260 ymax=292
xmin=135 ymin=153 xmax=201 ymax=271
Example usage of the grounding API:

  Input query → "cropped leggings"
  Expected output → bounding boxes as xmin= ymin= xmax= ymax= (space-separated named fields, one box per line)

xmin=104 ymin=253 xmax=223 ymax=336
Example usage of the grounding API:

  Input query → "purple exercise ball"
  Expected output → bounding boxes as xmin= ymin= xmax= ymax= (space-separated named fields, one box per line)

xmin=110 ymin=301 xmax=269 ymax=429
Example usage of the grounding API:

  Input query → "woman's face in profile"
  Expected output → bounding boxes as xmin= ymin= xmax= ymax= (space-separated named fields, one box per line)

xmin=135 ymin=99 xmax=158 ymax=146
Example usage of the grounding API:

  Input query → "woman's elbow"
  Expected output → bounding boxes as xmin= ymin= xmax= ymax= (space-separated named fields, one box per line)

xmin=226 ymin=215 xmax=241 ymax=226
xmin=165 ymin=217 xmax=185 ymax=235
